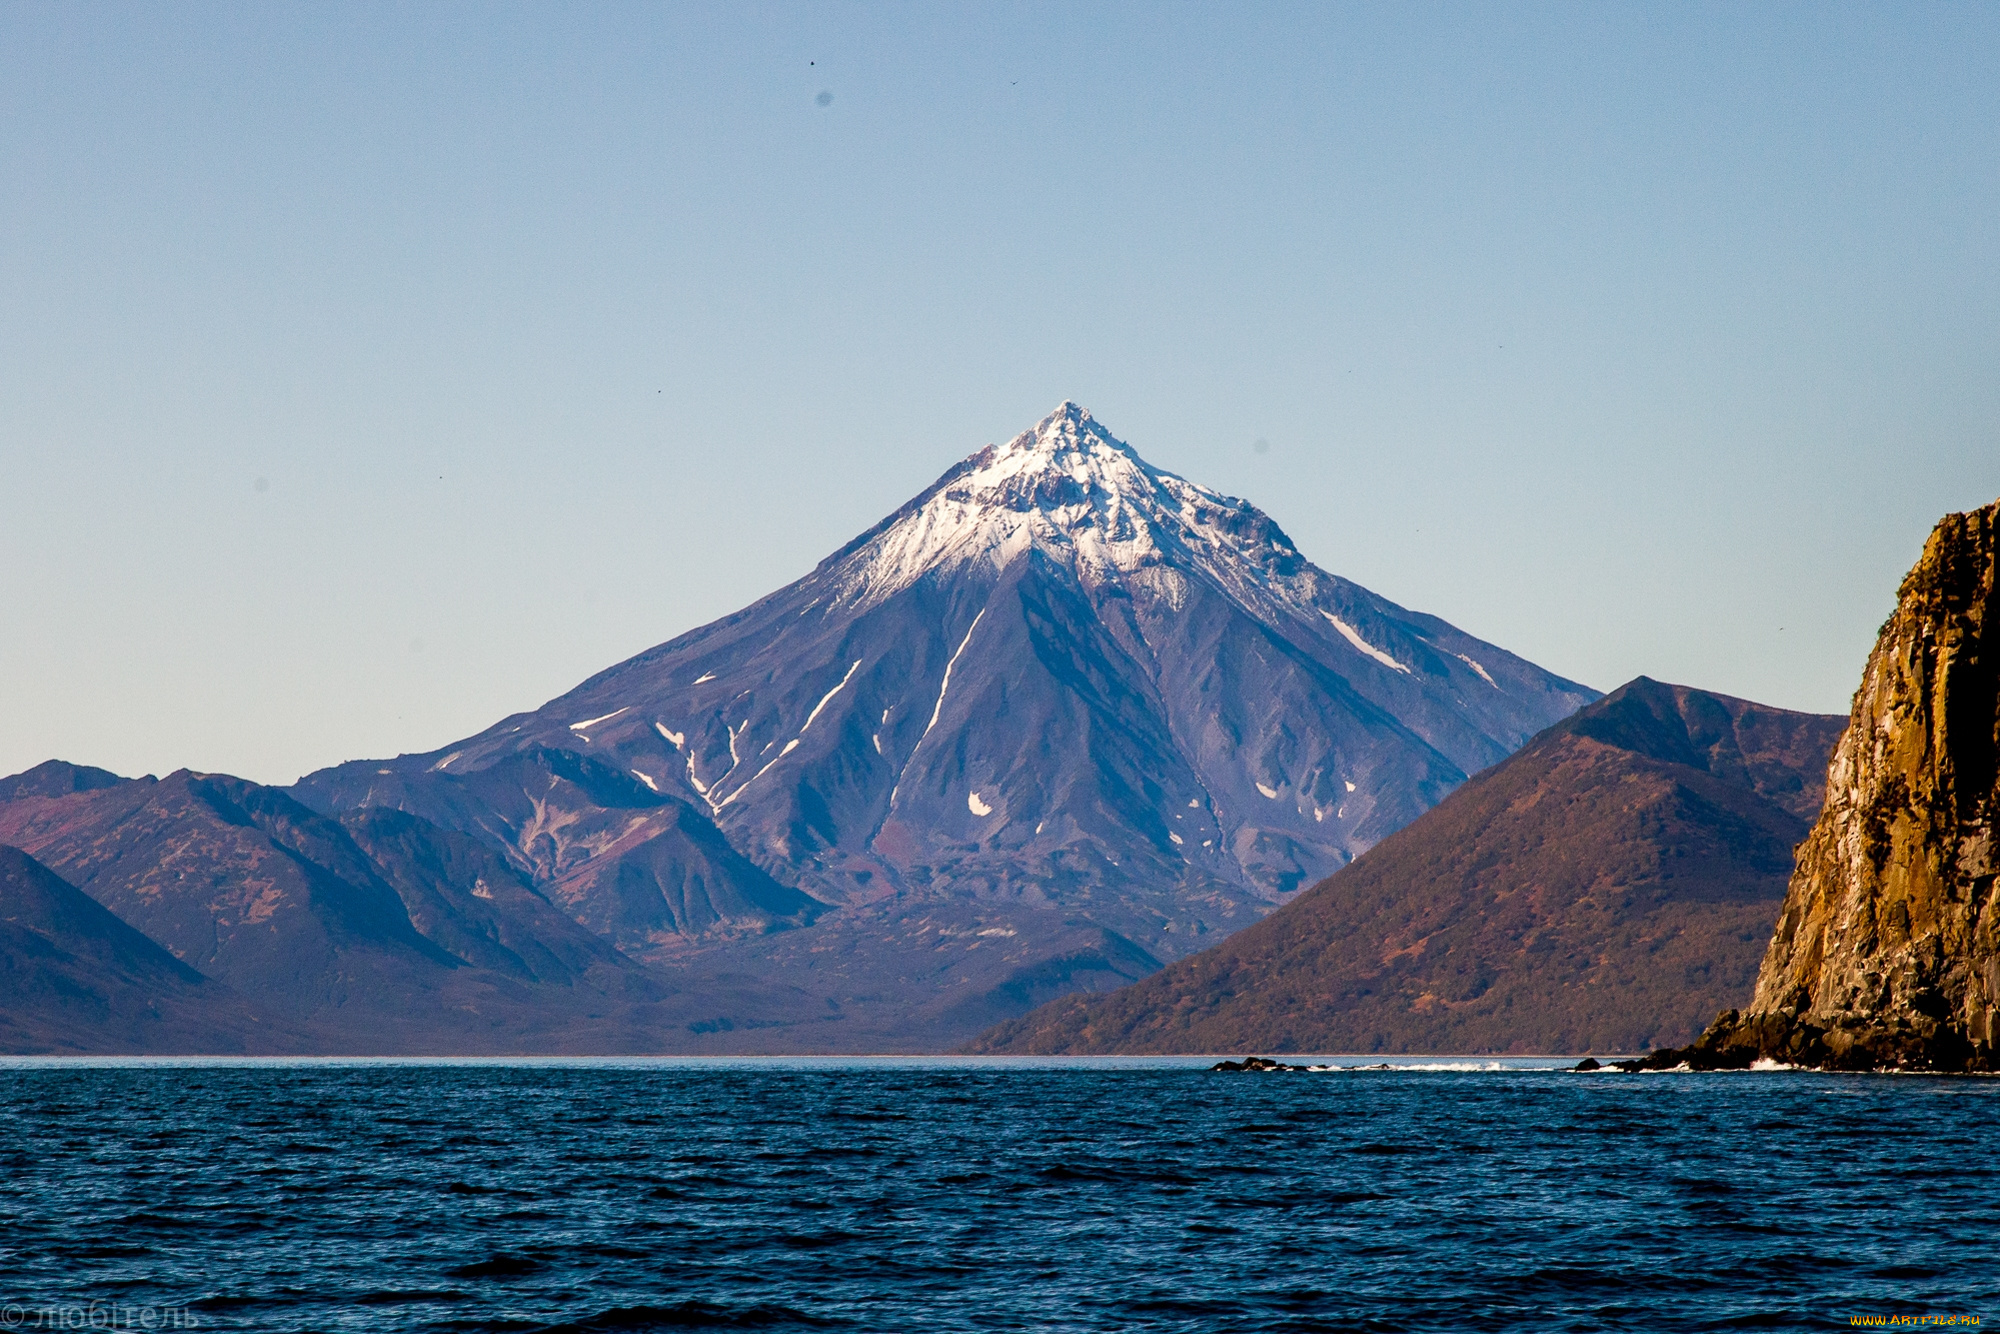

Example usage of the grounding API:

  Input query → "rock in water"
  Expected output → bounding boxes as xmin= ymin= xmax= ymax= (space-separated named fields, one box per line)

xmin=1691 ymin=499 xmax=2000 ymax=1072
xmin=1210 ymin=1056 xmax=1313 ymax=1072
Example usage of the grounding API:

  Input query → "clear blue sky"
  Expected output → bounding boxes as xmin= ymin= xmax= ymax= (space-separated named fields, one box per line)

xmin=4 ymin=2 xmax=1996 ymax=785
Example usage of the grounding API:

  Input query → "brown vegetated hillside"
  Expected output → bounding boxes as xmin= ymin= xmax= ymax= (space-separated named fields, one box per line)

xmin=967 ymin=678 xmax=1847 ymax=1056
xmin=0 ymin=762 xmax=811 ymax=1053
xmin=0 ymin=845 xmax=292 ymax=1054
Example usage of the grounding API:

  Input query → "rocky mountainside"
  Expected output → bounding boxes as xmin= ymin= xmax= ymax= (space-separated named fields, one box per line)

xmin=0 ymin=762 xmax=809 ymax=1052
xmin=1665 ymin=499 xmax=2000 ymax=1072
xmin=0 ymin=844 xmax=287 ymax=1053
xmin=969 ymin=678 xmax=1847 ymax=1056
xmin=301 ymin=748 xmax=824 ymax=960
xmin=287 ymin=403 xmax=1597 ymax=1048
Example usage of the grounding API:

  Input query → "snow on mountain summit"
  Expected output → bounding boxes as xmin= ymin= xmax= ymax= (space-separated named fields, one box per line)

xmin=826 ymin=402 xmax=1311 ymax=615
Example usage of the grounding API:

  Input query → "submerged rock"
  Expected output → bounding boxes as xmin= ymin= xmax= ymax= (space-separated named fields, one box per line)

xmin=1641 ymin=499 xmax=2000 ymax=1074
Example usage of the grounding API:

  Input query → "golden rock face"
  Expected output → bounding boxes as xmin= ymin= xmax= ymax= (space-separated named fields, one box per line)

xmin=1730 ymin=500 xmax=2000 ymax=1070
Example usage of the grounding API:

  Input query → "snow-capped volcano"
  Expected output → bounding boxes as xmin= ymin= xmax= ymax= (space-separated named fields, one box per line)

xmin=828 ymin=402 xmax=1309 ymax=614
xmin=295 ymin=404 xmax=1597 ymax=1049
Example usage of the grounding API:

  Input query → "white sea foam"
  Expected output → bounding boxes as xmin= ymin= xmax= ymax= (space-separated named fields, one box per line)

xmin=1310 ymin=1060 xmax=1543 ymax=1072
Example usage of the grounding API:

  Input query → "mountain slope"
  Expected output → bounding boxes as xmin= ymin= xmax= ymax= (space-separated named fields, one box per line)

xmin=0 ymin=768 xmax=815 ymax=1052
xmin=290 ymin=404 xmax=1597 ymax=1046
xmin=0 ymin=845 xmax=284 ymax=1053
xmin=304 ymin=748 xmax=823 ymax=959
xmin=969 ymin=678 xmax=1847 ymax=1055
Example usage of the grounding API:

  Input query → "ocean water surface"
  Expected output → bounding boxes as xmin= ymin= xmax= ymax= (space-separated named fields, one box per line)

xmin=0 ymin=1057 xmax=1993 ymax=1332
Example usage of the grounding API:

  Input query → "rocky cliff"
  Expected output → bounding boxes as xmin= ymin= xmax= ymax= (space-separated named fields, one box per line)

xmin=1670 ymin=499 xmax=2000 ymax=1072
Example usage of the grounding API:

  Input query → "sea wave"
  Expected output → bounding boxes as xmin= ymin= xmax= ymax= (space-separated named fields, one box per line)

xmin=2 ymin=1061 xmax=1991 ymax=1331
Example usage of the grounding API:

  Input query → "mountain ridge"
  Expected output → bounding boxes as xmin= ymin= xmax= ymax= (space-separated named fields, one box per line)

xmin=0 ymin=767 xmax=832 ymax=1052
xmin=968 ymin=677 xmax=1847 ymax=1056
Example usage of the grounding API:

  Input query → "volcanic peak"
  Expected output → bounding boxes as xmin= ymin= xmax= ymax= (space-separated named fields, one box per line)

xmin=976 ymin=400 xmax=1161 ymax=490
xmin=826 ymin=402 xmax=1308 ymax=616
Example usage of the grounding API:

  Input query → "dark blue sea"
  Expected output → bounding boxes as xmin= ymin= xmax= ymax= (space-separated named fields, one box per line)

xmin=0 ymin=1057 xmax=1993 ymax=1333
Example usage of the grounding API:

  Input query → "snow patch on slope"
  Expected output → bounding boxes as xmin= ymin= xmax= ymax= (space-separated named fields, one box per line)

xmin=1323 ymin=614 xmax=1411 ymax=674
xmin=713 ymin=662 xmax=861 ymax=810
xmin=803 ymin=660 xmax=862 ymax=733
xmin=1455 ymin=653 xmax=1498 ymax=688
xmin=920 ymin=611 xmax=985 ymax=743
